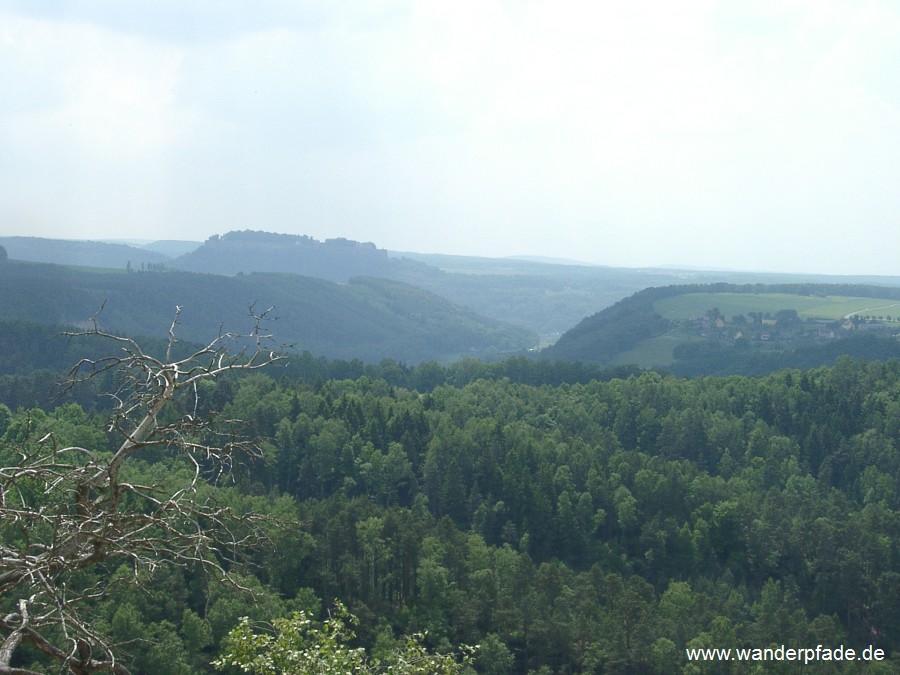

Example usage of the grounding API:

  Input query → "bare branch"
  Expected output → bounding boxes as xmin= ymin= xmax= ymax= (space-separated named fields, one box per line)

xmin=0 ymin=308 xmax=285 ymax=672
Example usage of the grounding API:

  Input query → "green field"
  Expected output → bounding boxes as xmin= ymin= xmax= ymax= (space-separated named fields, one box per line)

xmin=608 ymin=330 xmax=687 ymax=367
xmin=653 ymin=292 xmax=900 ymax=321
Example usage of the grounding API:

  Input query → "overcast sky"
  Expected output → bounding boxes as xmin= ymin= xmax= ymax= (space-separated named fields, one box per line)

xmin=2 ymin=0 xmax=899 ymax=274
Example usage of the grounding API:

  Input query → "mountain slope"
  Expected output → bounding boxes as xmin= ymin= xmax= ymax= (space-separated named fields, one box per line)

xmin=543 ymin=283 xmax=900 ymax=373
xmin=12 ymin=231 xmax=900 ymax=348
xmin=0 ymin=261 xmax=534 ymax=363
xmin=541 ymin=286 xmax=674 ymax=364
xmin=172 ymin=230 xmax=411 ymax=282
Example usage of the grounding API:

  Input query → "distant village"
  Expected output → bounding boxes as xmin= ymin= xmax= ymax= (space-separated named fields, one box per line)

xmin=689 ymin=308 xmax=900 ymax=345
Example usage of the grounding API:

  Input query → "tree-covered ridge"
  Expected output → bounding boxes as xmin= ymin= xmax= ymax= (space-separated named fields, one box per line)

xmin=0 ymin=320 xmax=632 ymax=412
xmin=544 ymin=282 xmax=900 ymax=372
xmin=0 ymin=261 xmax=535 ymax=363
xmin=172 ymin=230 xmax=415 ymax=282
xmin=24 ymin=229 xmax=895 ymax=346
xmin=5 ymin=353 xmax=898 ymax=672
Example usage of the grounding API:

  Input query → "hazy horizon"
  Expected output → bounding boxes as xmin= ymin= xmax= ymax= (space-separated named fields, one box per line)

xmin=8 ymin=229 xmax=900 ymax=280
xmin=2 ymin=1 xmax=899 ymax=276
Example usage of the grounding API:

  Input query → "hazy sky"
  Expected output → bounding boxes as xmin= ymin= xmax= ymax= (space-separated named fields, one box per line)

xmin=2 ymin=1 xmax=899 ymax=274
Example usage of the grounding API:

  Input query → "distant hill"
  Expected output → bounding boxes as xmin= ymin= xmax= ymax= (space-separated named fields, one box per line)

xmin=0 ymin=236 xmax=170 ymax=270
xmin=137 ymin=240 xmax=202 ymax=257
xmin=172 ymin=230 xmax=419 ymax=282
xmin=543 ymin=282 xmax=900 ymax=374
xmin=170 ymin=233 xmax=708 ymax=339
xmin=388 ymin=252 xmax=697 ymax=342
xmin=540 ymin=285 xmax=673 ymax=364
xmin=3 ymin=231 xmax=670 ymax=339
xmin=9 ymin=231 xmax=900 ymax=348
xmin=0 ymin=260 xmax=535 ymax=363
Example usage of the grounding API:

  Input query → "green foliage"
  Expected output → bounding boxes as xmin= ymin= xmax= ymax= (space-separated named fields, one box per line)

xmin=213 ymin=601 xmax=475 ymax=674
xmin=672 ymin=333 xmax=900 ymax=377
xmin=7 ymin=342 xmax=900 ymax=672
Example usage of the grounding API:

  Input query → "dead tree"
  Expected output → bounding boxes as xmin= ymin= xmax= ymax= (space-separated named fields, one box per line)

xmin=0 ymin=307 xmax=285 ymax=674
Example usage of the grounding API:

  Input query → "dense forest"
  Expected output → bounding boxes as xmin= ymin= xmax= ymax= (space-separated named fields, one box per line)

xmin=2 ymin=331 xmax=899 ymax=672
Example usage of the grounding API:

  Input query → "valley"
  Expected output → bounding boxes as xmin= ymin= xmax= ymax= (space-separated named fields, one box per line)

xmin=3 ymin=232 xmax=900 ymax=673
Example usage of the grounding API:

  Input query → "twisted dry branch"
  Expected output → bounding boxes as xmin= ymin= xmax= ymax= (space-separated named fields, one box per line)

xmin=0 ymin=307 xmax=286 ymax=673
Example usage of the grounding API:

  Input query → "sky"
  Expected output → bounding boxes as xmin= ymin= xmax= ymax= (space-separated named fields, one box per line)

xmin=1 ymin=0 xmax=899 ymax=275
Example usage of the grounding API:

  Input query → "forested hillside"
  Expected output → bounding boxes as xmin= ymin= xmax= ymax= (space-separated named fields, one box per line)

xmin=545 ymin=282 xmax=900 ymax=375
xmin=0 ymin=261 xmax=534 ymax=363
xmin=2 ymin=231 xmax=665 ymax=346
xmin=2 ymin=340 xmax=899 ymax=672
xmin=156 ymin=230 xmax=703 ymax=341
xmin=19 ymin=230 xmax=900 ymax=345
xmin=172 ymin=230 xmax=408 ymax=282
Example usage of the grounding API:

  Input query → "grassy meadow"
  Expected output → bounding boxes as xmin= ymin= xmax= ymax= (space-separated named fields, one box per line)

xmin=653 ymin=292 xmax=900 ymax=321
